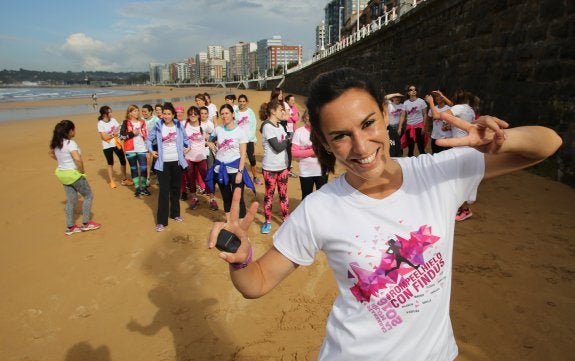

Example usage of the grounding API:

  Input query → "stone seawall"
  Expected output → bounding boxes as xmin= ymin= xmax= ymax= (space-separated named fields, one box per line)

xmin=284 ymin=0 xmax=574 ymax=187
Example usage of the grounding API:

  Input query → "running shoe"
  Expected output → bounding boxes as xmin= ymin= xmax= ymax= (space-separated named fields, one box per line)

xmin=455 ymin=208 xmax=473 ymax=221
xmin=288 ymin=170 xmax=298 ymax=178
xmin=261 ymin=222 xmax=272 ymax=234
xmin=81 ymin=220 xmax=101 ymax=232
xmin=180 ymin=192 xmax=188 ymax=201
xmin=65 ymin=225 xmax=82 ymax=236
xmin=155 ymin=224 xmax=165 ymax=232
xmin=121 ymin=179 xmax=134 ymax=186
xmin=173 ymin=216 xmax=184 ymax=222
xmin=210 ymin=199 xmax=219 ymax=211
xmin=140 ymin=187 xmax=152 ymax=196
xmin=189 ymin=198 xmax=200 ymax=210
xmin=196 ymin=186 xmax=206 ymax=195
xmin=253 ymin=177 xmax=263 ymax=185
xmin=134 ymin=188 xmax=141 ymax=197
xmin=146 ymin=178 xmax=151 ymax=187
xmin=109 ymin=181 xmax=117 ymax=189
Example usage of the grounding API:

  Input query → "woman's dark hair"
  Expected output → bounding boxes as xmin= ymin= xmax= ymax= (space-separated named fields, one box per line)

xmin=258 ymin=99 xmax=283 ymax=132
xmin=98 ymin=105 xmax=111 ymax=120
xmin=142 ymin=104 xmax=153 ymax=112
xmin=452 ymin=88 xmax=476 ymax=107
xmin=199 ymin=106 xmax=209 ymax=115
xmin=219 ymin=103 xmax=234 ymax=114
xmin=163 ymin=102 xmax=176 ymax=114
xmin=187 ymin=105 xmax=199 ymax=116
xmin=270 ymin=87 xmax=283 ymax=101
xmin=238 ymin=94 xmax=248 ymax=102
xmin=259 ymin=99 xmax=282 ymax=121
xmin=50 ymin=120 xmax=75 ymax=150
xmin=306 ymin=67 xmax=383 ymax=174
xmin=225 ymin=94 xmax=237 ymax=101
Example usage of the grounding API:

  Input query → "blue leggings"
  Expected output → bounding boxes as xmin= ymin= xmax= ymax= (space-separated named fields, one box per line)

xmin=126 ymin=152 xmax=148 ymax=187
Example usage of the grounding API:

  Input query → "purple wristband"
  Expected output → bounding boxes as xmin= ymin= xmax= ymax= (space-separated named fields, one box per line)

xmin=231 ymin=243 xmax=252 ymax=270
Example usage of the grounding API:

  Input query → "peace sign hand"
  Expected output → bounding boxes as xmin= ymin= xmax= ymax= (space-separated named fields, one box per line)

xmin=436 ymin=112 xmax=509 ymax=154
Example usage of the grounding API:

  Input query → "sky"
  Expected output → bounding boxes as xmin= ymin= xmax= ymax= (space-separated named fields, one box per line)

xmin=0 ymin=0 xmax=325 ymax=72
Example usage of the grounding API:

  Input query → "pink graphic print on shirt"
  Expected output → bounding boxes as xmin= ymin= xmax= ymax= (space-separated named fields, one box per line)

xmin=187 ymin=130 xmax=203 ymax=143
xmin=237 ymin=115 xmax=249 ymax=127
xmin=406 ymin=106 xmax=421 ymax=116
xmin=162 ymin=129 xmax=177 ymax=143
xmin=218 ymin=138 xmax=234 ymax=152
xmin=347 ymin=225 xmax=446 ymax=334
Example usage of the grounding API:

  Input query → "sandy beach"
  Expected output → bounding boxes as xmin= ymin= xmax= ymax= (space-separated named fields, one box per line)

xmin=0 ymin=86 xmax=573 ymax=361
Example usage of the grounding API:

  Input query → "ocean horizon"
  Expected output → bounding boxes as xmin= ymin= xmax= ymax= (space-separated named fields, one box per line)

xmin=0 ymin=87 xmax=210 ymax=122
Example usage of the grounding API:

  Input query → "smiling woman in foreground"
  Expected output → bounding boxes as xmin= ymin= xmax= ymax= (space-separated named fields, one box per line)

xmin=208 ymin=68 xmax=562 ymax=361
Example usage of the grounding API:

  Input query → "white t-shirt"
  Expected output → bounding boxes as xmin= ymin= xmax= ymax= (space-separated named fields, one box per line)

xmin=261 ymin=122 xmax=289 ymax=172
xmin=429 ymin=104 xmax=452 ymax=140
xmin=161 ymin=124 xmax=179 ymax=162
xmin=183 ymin=122 xmax=206 ymax=162
xmin=97 ymin=118 xmax=120 ymax=149
xmin=273 ymin=147 xmax=484 ymax=361
xmin=235 ymin=108 xmax=257 ymax=143
xmin=291 ymin=126 xmax=322 ymax=177
xmin=387 ymin=102 xmax=404 ymax=127
xmin=201 ymin=120 xmax=215 ymax=157
xmin=214 ymin=125 xmax=247 ymax=173
xmin=55 ymin=139 xmax=80 ymax=170
xmin=207 ymin=103 xmax=218 ymax=123
xmin=403 ymin=98 xmax=427 ymax=125
xmin=450 ymin=104 xmax=476 ymax=138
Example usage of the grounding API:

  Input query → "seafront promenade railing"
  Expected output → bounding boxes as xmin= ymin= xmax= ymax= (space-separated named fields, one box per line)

xmin=163 ymin=0 xmax=427 ymax=88
xmin=288 ymin=0 xmax=427 ymax=74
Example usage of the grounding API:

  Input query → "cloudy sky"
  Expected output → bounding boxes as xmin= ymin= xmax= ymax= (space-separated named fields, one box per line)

xmin=0 ymin=0 xmax=325 ymax=72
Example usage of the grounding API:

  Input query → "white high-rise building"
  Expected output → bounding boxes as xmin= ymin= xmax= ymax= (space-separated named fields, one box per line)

xmin=257 ymin=35 xmax=282 ymax=74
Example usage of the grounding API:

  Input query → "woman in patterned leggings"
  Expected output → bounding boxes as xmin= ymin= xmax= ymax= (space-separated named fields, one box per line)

xmin=258 ymin=99 xmax=290 ymax=234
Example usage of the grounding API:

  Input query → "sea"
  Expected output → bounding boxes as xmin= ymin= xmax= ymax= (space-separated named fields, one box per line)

xmin=0 ymin=87 xmax=196 ymax=122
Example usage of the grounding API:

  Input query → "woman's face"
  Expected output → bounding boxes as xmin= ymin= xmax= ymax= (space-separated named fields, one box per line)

xmin=270 ymin=104 xmax=284 ymax=120
xmin=155 ymin=107 xmax=163 ymax=117
xmin=162 ymin=110 xmax=175 ymax=124
xmin=129 ymin=108 xmax=140 ymax=119
xmin=220 ymin=107 xmax=234 ymax=126
xmin=200 ymin=109 xmax=209 ymax=121
xmin=238 ymin=97 xmax=248 ymax=111
xmin=141 ymin=108 xmax=151 ymax=119
xmin=196 ymin=98 xmax=206 ymax=107
xmin=319 ymin=88 xmax=391 ymax=189
xmin=188 ymin=110 xmax=199 ymax=122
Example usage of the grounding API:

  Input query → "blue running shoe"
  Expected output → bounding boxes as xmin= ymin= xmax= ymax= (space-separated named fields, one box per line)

xmin=260 ymin=222 xmax=272 ymax=234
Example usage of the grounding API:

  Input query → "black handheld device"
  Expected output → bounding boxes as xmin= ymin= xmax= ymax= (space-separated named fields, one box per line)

xmin=216 ymin=229 xmax=241 ymax=253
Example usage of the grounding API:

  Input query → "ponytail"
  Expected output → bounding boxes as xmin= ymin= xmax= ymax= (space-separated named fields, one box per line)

xmin=50 ymin=120 xmax=75 ymax=150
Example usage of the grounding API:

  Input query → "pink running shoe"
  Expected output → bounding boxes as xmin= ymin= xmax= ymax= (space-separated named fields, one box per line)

xmin=81 ymin=220 xmax=102 ymax=231
xmin=455 ymin=208 xmax=473 ymax=222
xmin=210 ymin=199 xmax=219 ymax=211
xmin=65 ymin=225 xmax=82 ymax=236
xmin=189 ymin=198 xmax=200 ymax=210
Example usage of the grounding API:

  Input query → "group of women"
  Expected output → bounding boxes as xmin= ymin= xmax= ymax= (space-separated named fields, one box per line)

xmin=50 ymin=88 xmax=326 ymax=235
xmin=385 ymin=85 xmax=481 ymax=221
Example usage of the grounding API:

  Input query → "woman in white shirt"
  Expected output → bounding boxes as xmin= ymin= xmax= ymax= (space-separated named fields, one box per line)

xmin=50 ymin=120 xmax=101 ymax=235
